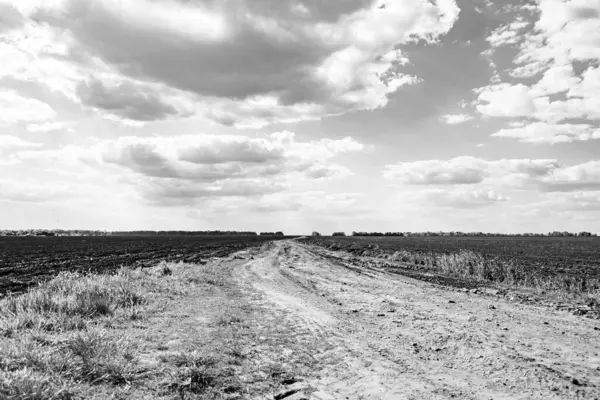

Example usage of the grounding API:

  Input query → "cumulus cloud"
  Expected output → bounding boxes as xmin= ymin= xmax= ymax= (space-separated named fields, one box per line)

xmin=474 ymin=84 xmax=536 ymax=117
xmin=26 ymin=121 xmax=71 ymax=133
xmin=383 ymin=156 xmax=487 ymax=185
xmin=478 ymin=0 xmax=600 ymax=143
xmin=539 ymin=161 xmax=600 ymax=192
xmin=486 ymin=18 xmax=530 ymax=48
xmin=418 ymin=188 xmax=509 ymax=209
xmin=439 ymin=113 xmax=473 ymax=125
xmin=76 ymin=76 xmax=191 ymax=124
xmin=384 ymin=156 xmax=600 ymax=192
xmin=0 ymin=135 xmax=42 ymax=153
xmin=0 ymin=0 xmax=460 ymax=126
xmin=96 ymin=132 xmax=363 ymax=205
xmin=492 ymin=122 xmax=600 ymax=144
xmin=0 ymin=90 xmax=56 ymax=125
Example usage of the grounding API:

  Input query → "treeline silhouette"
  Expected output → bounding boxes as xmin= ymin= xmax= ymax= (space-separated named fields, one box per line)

xmin=0 ymin=230 xmax=286 ymax=237
xmin=348 ymin=231 xmax=597 ymax=237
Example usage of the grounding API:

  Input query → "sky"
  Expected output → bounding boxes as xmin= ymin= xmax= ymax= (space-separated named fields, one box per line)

xmin=1 ymin=0 xmax=600 ymax=234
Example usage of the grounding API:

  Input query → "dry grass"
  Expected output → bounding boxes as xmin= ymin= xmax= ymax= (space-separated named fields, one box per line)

xmin=385 ymin=249 xmax=600 ymax=302
xmin=0 ymin=258 xmax=252 ymax=399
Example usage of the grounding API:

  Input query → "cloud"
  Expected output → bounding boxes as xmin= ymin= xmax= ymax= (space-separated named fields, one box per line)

xmin=539 ymin=161 xmax=600 ymax=192
xmin=0 ymin=178 xmax=71 ymax=203
xmin=26 ymin=121 xmax=71 ymax=132
xmin=0 ymin=90 xmax=56 ymax=125
xmin=75 ymin=75 xmax=192 ymax=124
xmin=439 ymin=113 xmax=473 ymax=125
xmin=486 ymin=18 xmax=530 ymax=48
xmin=383 ymin=156 xmax=488 ymax=185
xmin=417 ymin=188 xmax=509 ymax=209
xmin=249 ymin=191 xmax=366 ymax=215
xmin=383 ymin=156 xmax=600 ymax=192
xmin=142 ymin=179 xmax=286 ymax=207
xmin=6 ymin=0 xmax=460 ymax=126
xmin=95 ymin=132 xmax=363 ymax=205
xmin=477 ymin=0 xmax=600 ymax=143
xmin=0 ymin=135 xmax=42 ymax=153
xmin=474 ymin=83 xmax=536 ymax=117
xmin=492 ymin=122 xmax=600 ymax=144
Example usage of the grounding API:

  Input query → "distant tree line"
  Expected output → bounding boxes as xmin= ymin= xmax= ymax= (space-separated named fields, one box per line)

xmin=0 ymin=230 xmax=287 ymax=237
xmin=110 ymin=231 xmax=262 ymax=236
xmin=346 ymin=231 xmax=597 ymax=237
xmin=0 ymin=229 xmax=108 ymax=237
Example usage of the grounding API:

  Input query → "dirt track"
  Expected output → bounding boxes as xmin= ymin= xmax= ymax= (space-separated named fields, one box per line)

xmin=234 ymin=239 xmax=600 ymax=399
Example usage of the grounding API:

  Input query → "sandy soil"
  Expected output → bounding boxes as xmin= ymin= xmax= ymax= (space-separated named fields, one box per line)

xmin=232 ymin=239 xmax=600 ymax=400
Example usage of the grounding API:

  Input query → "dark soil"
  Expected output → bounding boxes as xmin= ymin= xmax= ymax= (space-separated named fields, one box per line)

xmin=0 ymin=236 xmax=288 ymax=296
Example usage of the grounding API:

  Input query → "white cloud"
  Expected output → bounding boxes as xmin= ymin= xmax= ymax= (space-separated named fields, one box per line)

xmin=1 ymin=0 xmax=459 ymax=127
xmin=439 ymin=113 xmax=473 ymax=125
xmin=96 ymin=132 xmax=363 ymax=205
xmin=0 ymin=178 xmax=71 ymax=203
xmin=384 ymin=156 xmax=600 ymax=193
xmin=478 ymin=0 xmax=600 ymax=143
xmin=474 ymin=84 xmax=536 ymax=117
xmin=417 ymin=188 xmax=510 ymax=209
xmin=26 ymin=121 xmax=70 ymax=132
xmin=75 ymin=75 xmax=193 ymax=124
xmin=492 ymin=122 xmax=600 ymax=144
xmin=486 ymin=18 xmax=530 ymax=47
xmin=539 ymin=161 xmax=600 ymax=192
xmin=383 ymin=156 xmax=487 ymax=185
xmin=0 ymin=90 xmax=56 ymax=125
xmin=0 ymin=135 xmax=42 ymax=153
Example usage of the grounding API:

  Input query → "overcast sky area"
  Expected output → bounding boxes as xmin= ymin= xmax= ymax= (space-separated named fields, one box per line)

xmin=1 ymin=0 xmax=600 ymax=234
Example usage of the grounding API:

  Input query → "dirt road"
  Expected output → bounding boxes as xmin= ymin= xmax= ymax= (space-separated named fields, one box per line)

xmin=233 ymin=239 xmax=600 ymax=400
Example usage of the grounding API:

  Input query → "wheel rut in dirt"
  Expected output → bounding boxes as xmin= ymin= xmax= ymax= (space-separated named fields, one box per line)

xmin=235 ymin=240 xmax=600 ymax=400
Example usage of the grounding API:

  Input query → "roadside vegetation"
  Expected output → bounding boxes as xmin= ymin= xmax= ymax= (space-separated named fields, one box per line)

xmin=0 ymin=258 xmax=255 ymax=399
xmin=306 ymin=237 xmax=600 ymax=306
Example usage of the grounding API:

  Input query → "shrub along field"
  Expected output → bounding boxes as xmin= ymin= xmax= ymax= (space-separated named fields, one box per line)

xmin=0 ymin=236 xmax=289 ymax=296
xmin=303 ymin=236 xmax=600 ymax=303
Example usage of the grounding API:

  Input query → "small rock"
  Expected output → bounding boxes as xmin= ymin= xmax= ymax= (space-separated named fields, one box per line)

xmin=283 ymin=393 xmax=309 ymax=400
xmin=470 ymin=289 xmax=478 ymax=294
xmin=274 ymin=382 xmax=308 ymax=400
xmin=571 ymin=378 xmax=581 ymax=386
xmin=502 ymin=327 xmax=509 ymax=331
xmin=488 ymin=305 xmax=496 ymax=310
xmin=351 ymin=309 xmax=360 ymax=313
xmin=594 ymin=327 xmax=599 ymax=331
xmin=377 ymin=313 xmax=385 ymax=317
xmin=468 ymin=316 xmax=477 ymax=322
xmin=543 ymin=322 xmax=549 ymax=325
xmin=461 ymin=288 xmax=469 ymax=292
xmin=281 ymin=378 xmax=303 ymax=385
xmin=448 ymin=300 xmax=456 ymax=304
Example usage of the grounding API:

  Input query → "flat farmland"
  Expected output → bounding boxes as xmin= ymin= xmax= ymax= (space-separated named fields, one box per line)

xmin=0 ymin=235 xmax=285 ymax=296
xmin=307 ymin=236 xmax=600 ymax=277
xmin=303 ymin=236 xmax=600 ymax=302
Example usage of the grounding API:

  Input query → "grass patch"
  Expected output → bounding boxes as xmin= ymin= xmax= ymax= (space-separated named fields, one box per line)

xmin=384 ymin=249 xmax=600 ymax=301
xmin=0 ymin=260 xmax=234 ymax=399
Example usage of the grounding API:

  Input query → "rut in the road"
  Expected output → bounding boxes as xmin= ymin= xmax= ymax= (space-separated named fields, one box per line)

xmin=234 ymin=240 xmax=600 ymax=400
